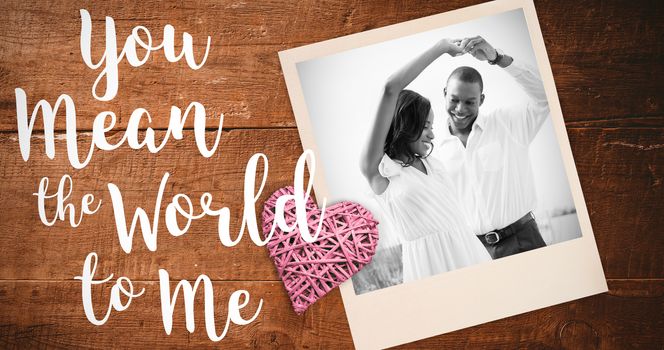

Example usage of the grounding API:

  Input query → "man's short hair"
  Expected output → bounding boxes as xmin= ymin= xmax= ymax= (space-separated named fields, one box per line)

xmin=446 ymin=66 xmax=484 ymax=92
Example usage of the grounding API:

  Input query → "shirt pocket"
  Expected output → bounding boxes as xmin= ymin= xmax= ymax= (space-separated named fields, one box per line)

xmin=477 ymin=141 xmax=504 ymax=172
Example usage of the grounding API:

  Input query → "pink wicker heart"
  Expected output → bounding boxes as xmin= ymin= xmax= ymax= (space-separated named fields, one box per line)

xmin=262 ymin=186 xmax=379 ymax=314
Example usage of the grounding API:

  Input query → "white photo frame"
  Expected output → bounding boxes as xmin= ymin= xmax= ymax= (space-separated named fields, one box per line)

xmin=279 ymin=0 xmax=607 ymax=348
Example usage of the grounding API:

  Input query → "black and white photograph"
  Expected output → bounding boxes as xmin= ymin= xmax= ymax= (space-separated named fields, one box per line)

xmin=280 ymin=1 xmax=607 ymax=348
xmin=293 ymin=8 xmax=581 ymax=294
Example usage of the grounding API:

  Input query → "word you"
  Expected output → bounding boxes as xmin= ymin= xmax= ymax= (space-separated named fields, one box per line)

xmin=80 ymin=9 xmax=211 ymax=101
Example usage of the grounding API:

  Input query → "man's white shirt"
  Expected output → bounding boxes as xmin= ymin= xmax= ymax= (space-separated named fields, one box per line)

xmin=433 ymin=59 xmax=550 ymax=235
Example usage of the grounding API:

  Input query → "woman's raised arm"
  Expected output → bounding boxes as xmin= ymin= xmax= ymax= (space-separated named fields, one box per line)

xmin=360 ymin=39 xmax=462 ymax=195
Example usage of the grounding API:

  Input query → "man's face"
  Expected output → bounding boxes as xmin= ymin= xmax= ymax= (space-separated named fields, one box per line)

xmin=444 ymin=78 xmax=484 ymax=131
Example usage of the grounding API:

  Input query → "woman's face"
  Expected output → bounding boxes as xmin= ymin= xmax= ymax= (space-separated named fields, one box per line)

xmin=408 ymin=109 xmax=435 ymax=157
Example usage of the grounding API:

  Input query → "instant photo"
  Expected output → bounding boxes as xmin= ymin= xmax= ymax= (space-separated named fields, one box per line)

xmin=279 ymin=0 xmax=607 ymax=348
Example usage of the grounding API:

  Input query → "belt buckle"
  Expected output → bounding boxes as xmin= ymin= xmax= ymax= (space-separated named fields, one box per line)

xmin=485 ymin=231 xmax=500 ymax=245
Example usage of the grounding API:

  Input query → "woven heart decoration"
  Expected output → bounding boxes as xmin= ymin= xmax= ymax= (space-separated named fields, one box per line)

xmin=262 ymin=186 xmax=379 ymax=314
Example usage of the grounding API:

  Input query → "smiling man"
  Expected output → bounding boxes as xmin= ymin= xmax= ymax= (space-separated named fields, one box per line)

xmin=435 ymin=36 xmax=550 ymax=259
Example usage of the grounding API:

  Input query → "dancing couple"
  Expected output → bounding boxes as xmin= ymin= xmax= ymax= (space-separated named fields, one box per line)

xmin=360 ymin=36 xmax=549 ymax=283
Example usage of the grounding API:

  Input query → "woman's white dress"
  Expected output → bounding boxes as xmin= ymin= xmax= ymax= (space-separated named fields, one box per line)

xmin=377 ymin=154 xmax=491 ymax=283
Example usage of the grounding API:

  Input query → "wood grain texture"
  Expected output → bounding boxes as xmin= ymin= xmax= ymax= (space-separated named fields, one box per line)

xmin=1 ymin=0 xmax=663 ymax=349
xmin=0 ymin=280 xmax=661 ymax=349
xmin=0 ymin=128 xmax=661 ymax=281
xmin=1 ymin=0 xmax=662 ymax=131
xmin=0 ymin=129 xmax=303 ymax=282
xmin=0 ymin=281 xmax=353 ymax=349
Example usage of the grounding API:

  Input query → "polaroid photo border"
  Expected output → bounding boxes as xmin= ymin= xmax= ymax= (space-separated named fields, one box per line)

xmin=279 ymin=0 xmax=608 ymax=348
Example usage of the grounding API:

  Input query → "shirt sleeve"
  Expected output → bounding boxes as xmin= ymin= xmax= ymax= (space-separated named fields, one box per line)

xmin=500 ymin=58 xmax=551 ymax=144
xmin=378 ymin=154 xmax=403 ymax=179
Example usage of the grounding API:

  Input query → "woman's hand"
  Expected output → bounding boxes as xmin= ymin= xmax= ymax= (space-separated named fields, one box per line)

xmin=437 ymin=38 xmax=465 ymax=57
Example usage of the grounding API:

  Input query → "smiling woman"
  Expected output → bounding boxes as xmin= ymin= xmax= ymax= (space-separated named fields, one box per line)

xmin=385 ymin=90 xmax=434 ymax=169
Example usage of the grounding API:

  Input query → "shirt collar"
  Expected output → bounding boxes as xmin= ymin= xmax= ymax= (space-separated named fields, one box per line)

xmin=474 ymin=111 xmax=488 ymax=130
xmin=439 ymin=111 xmax=487 ymax=144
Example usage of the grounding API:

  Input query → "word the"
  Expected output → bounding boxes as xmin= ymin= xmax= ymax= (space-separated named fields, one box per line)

xmin=33 ymin=174 xmax=101 ymax=227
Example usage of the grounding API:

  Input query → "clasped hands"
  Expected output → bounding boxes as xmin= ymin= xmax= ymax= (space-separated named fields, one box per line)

xmin=439 ymin=36 xmax=498 ymax=62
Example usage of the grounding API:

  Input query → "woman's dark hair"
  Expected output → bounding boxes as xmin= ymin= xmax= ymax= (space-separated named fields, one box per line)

xmin=384 ymin=89 xmax=432 ymax=166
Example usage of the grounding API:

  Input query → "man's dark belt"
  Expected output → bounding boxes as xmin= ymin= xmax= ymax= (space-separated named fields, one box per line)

xmin=478 ymin=212 xmax=535 ymax=245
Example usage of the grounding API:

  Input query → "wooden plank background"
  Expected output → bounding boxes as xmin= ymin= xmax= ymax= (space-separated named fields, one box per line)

xmin=1 ymin=0 xmax=662 ymax=348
